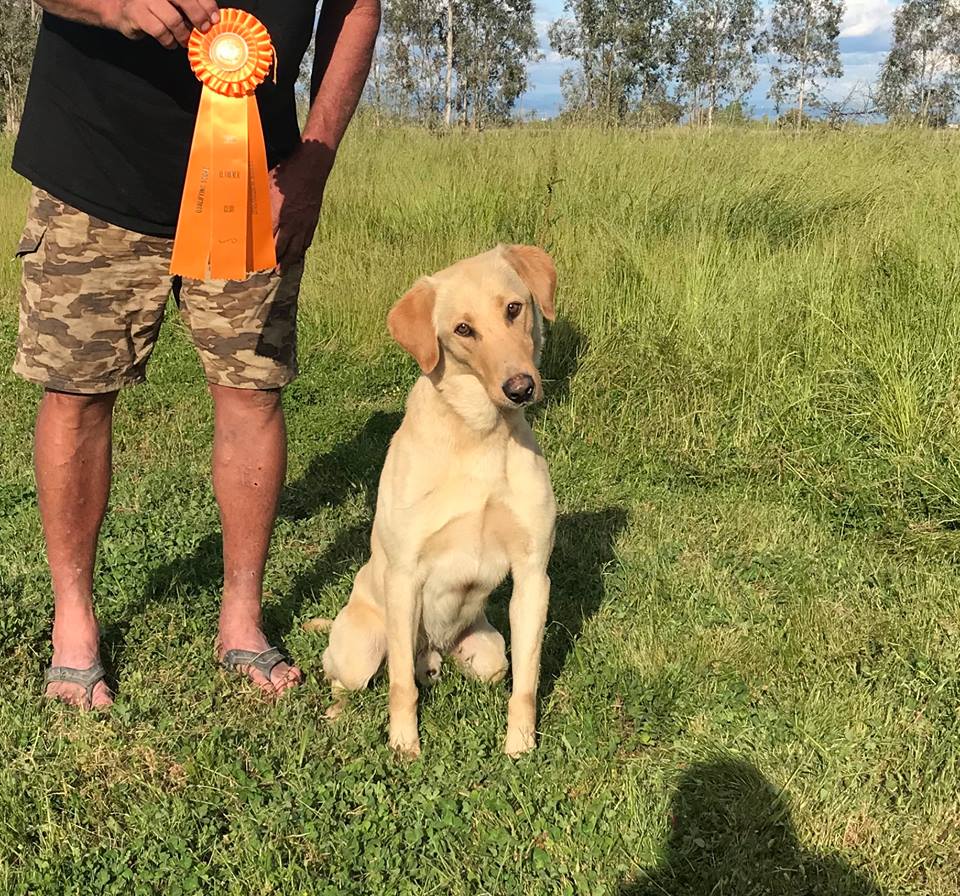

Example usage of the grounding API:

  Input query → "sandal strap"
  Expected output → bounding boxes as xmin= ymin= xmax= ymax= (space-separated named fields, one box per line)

xmin=45 ymin=662 xmax=107 ymax=704
xmin=221 ymin=647 xmax=286 ymax=680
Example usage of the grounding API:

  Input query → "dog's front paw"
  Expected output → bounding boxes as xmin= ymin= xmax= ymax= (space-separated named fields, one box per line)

xmin=504 ymin=726 xmax=536 ymax=757
xmin=505 ymin=695 xmax=537 ymax=756
xmin=389 ymin=715 xmax=422 ymax=758
xmin=390 ymin=731 xmax=422 ymax=759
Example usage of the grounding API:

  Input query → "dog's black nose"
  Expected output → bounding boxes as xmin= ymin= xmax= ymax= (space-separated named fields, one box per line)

xmin=502 ymin=374 xmax=536 ymax=405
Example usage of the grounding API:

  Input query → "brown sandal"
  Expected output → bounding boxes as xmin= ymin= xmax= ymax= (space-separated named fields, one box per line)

xmin=44 ymin=662 xmax=110 ymax=709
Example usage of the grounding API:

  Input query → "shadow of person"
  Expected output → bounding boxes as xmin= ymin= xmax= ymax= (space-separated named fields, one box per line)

xmin=620 ymin=759 xmax=886 ymax=896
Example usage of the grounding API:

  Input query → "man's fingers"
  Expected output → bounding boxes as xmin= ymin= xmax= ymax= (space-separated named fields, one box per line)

xmin=139 ymin=14 xmax=179 ymax=49
xmin=278 ymin=230 xmax=311 ymax=268
xmin=268 ymin=177 xmax=284 ymax=236
xmin=148 ymin=4 xmax=192 ymax=47
xmin=285 ymin=241 xmax=305 ymax=268
xmin=296 ymin=232 xmax=314 ymax=260
xmin=274 ymin=224 xmax=316 ymax=273
xmin=290 ymin=234 xmax=313 ymax=268
xmin=173 ymin=0 xmax=220 ymax=32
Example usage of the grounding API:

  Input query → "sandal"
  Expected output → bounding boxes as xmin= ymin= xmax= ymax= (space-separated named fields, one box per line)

xmin=44 ymin=662 xmax=110 ymax=709
xmin=220 ymin=647 xmax=298 ymax=691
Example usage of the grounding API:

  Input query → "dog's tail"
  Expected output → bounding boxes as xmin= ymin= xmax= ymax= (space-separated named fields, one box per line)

xmin=302 ymin=617 xmax=334 ymax=634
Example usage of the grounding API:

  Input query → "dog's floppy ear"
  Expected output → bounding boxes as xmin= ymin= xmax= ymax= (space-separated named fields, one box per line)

xmin=388 ymin=278 xmax=439 ymax=374
xmin=499 ymin=244 xmax=557 ymax=321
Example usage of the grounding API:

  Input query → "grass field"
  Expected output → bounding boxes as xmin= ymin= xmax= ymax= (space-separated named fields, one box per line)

xmin=1 ymin=123 xmax=959 ymax=894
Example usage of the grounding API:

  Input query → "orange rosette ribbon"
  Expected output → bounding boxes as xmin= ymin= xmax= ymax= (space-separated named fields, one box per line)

xmin=170 ymin=9 xmax=277 ymax=281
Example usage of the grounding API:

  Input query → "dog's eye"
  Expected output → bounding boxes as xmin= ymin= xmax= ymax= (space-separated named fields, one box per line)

xmin=454 ymin=322 xmax=473 ymax=337
xmin=506 ymin=302 xmax=522 ymax=319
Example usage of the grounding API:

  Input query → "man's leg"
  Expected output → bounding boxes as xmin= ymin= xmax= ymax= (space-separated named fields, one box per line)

xmin=210 ymin=384 xmax=302 ymax=695
xmin=36 ymin=389 xmax=116 ymax=709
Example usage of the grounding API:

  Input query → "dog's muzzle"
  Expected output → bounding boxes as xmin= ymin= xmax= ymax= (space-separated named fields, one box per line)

xmin=502 ymin=373 xmax=536 ymax=406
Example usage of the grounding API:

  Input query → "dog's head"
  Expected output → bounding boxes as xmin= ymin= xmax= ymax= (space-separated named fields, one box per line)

xmin=387 ymin=244 xmax=557 ymax=411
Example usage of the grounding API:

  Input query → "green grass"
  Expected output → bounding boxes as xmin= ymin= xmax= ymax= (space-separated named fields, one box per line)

xmin=1 ymin=123 xmax=959 ymax=894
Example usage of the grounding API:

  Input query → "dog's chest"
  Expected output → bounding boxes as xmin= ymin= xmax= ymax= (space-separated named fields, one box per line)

xmin=417 ymin=491 xmax=518 ymax=648
xmin=420 ymin=487 xmax=516 ymax=580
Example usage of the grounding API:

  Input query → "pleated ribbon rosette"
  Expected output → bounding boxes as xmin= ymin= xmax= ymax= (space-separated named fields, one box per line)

xmin=170 ymin=9 xmax=277 ymax=280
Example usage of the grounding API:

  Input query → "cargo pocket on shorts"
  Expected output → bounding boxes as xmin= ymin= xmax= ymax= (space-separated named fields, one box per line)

xmin=14 ymin=187 xmax=56 ymax=259
xmin=14 ymin=218 xmax=46 ymax=259
xmin=15 ymin=227 xmax=46 ymax=259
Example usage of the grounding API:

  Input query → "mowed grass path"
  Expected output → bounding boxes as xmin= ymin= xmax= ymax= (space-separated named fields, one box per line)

xmin=1 ymin=125 xmax=959 ymax=894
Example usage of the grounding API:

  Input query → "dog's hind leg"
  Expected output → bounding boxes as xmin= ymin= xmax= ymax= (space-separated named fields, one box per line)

xmin=449 ymin=613 xmax=508 ymax=684
xmin=321 ymin=594 xmax=387 ymax=718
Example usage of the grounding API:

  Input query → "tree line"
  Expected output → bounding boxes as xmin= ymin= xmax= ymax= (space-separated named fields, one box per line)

xmin=0 ymin=0 xmax=959 ymax=132
xmin=368 ymin=0 xmax=960 ymax=129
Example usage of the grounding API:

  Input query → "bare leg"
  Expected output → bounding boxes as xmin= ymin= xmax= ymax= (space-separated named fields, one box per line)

xmin=36 ymin=390 xmax=116 ymax=709
xmin=210 ymin=384 xmax=302 ymax=696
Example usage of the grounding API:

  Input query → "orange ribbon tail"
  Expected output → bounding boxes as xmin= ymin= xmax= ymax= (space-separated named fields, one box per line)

xmin=170 ymin=9 xmax=276 ymax=281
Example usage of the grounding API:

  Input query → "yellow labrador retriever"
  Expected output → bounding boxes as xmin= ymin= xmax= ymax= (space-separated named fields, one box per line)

xmin=316 ymin=244 xmax=557 ymax=757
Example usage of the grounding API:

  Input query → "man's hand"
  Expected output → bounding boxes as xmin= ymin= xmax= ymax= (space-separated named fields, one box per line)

xmin=269 ymin=140 xmax=335 ymax=271
xmin=101 ymin=0 xmax=220 ymax=47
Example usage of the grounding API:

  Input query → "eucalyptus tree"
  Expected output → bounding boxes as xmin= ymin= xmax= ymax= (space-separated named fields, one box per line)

xmin=767 ymin=0 xmax=844 ymax=130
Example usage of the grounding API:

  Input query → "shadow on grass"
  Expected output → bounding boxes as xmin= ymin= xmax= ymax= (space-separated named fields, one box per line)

xmin=278 ymin=410 xmax=400 ymax=523
xmin=532 ymin=507 xmax=629 ymax=703
xmin=103 ymin=411 xmax=400 ymax=669
xmin=620 ymin=759 xmax=885 ymax=896
xmin=534 ymin=316 xmax=585 ymax=414
xmin=266 ymin=410 xmax=402 ymax=638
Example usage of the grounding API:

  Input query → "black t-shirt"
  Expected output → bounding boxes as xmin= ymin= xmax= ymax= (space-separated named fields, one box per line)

xmin=13 ymin=2 xmax=318 ymax=236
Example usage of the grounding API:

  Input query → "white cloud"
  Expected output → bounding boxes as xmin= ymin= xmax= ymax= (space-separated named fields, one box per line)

xmin=840 ymin=0 xmax=895 ymax=38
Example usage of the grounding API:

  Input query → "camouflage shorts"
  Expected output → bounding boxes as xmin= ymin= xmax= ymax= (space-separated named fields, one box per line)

xmin=13 ymin=187 xmax=302 ymax=393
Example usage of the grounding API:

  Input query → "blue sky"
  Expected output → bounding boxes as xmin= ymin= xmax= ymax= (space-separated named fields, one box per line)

xmin=518 ymin=0 xmax=898 ymax=117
